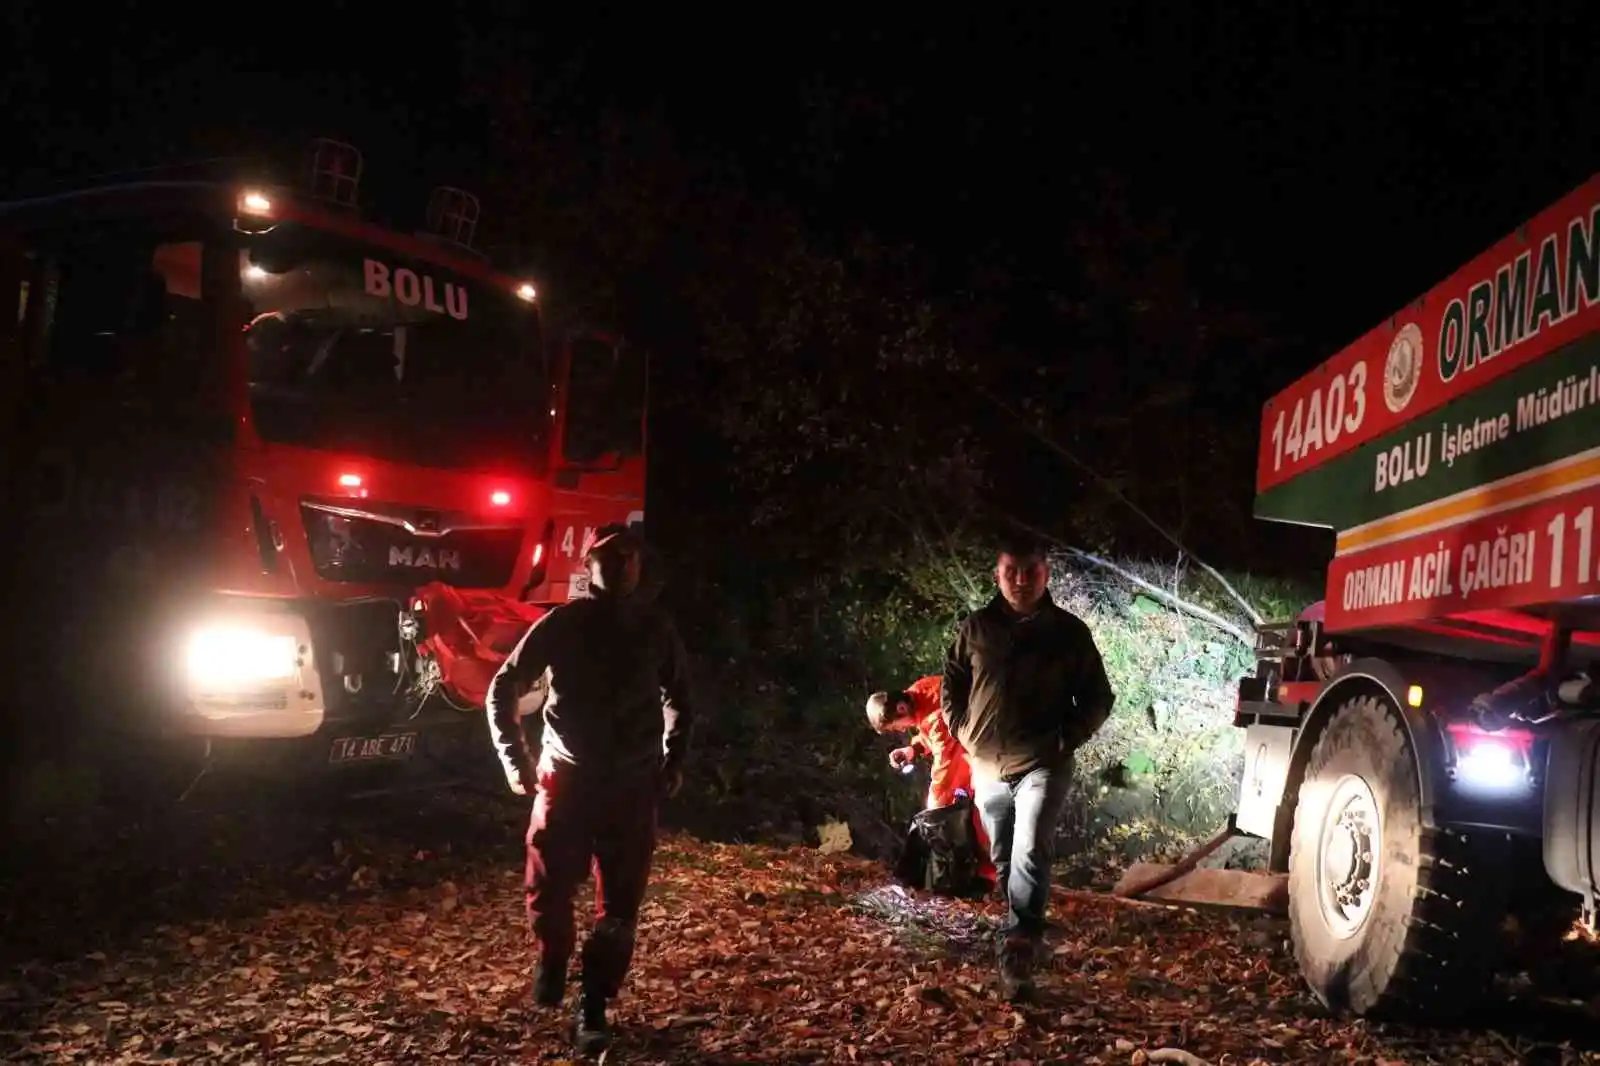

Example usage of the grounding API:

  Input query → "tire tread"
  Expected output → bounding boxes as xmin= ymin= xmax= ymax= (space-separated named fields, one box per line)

xmin=1287 ymin=694 xmax=1507 ymax=1018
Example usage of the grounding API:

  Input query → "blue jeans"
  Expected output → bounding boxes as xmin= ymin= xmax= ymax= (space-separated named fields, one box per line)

xmin=974 ymin=761 xmax=1072 ymax=941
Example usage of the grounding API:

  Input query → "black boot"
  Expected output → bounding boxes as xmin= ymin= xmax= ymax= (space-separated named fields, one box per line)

xmin=573 ymin=989 xmax=611 ymax=1055
xmin=997 ymin=934 xmax=1036 ymax=1003
xmin=572 ymin=918 xmax=633 ymax=1052
xmin=580 ymin=917 xmax=636 ymax=1001
xmin=533 ymin=959 xmax=566 ymax=1008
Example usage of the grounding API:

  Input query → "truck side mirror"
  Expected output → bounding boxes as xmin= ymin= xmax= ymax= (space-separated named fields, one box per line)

xmin=0 ymin=237 xmax=27 ymax=517
xmin=559 ymin=331 xmax=649 ymax=467
xmin=609 ymin=340 xmax=647 ymax=457
xmin=133 ymin=269 xmax=169 ymax=335
xmin=561 ymin=335 xmax=616 ymax=464
xmin=0 ymin=237 xmax=22 ymax=346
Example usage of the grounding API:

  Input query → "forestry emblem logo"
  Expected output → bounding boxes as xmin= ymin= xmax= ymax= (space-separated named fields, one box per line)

xmin=1384 ymin=323 xmax=1424 ymax=414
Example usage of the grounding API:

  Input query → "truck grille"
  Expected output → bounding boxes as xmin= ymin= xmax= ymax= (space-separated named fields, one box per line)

xmin=300 ymin=504 xmax=523 ymax=589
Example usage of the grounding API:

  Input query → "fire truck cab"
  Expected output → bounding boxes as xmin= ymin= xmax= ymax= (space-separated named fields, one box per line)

xmin=0 ymin=140 xmax=647 ymax=780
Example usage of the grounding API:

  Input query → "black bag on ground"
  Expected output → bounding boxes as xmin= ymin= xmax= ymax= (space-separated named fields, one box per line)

xmin=892 ymin=792 xmax=983 ymax=898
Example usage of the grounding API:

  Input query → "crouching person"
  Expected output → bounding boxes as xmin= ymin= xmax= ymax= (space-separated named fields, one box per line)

xmin=866 ymin=676 xmax=996 ymax=893
xmin=485 ymin=524 xmax=695 ymax=1054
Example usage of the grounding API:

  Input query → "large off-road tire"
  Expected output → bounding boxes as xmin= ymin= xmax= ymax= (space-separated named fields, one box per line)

xmin=1287 ymin=694 xmax=1509 ymax=1018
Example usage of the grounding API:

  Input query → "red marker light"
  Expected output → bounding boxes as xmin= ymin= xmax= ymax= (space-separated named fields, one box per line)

xmin=490 ymin=490 xmax=512 ymax=507
xmin=338 ymin=473 xmax=362 ymax=488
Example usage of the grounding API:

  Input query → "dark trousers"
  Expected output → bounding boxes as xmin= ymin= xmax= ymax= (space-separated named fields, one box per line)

xmin=525 ymin=767 xmax=659 ymax=998
xmin=974 ymin=759 xmax=1072 ymax=943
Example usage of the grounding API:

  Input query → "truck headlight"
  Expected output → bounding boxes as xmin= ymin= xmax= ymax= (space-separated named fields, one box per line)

xmin=187 ymin=627 xmax=299 ymax=688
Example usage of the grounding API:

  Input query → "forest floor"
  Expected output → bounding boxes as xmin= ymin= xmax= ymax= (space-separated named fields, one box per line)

xmin=1 ymin=760 xmax=1598 ymax=1065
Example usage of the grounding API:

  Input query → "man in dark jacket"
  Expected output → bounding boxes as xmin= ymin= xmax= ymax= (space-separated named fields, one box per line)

xmin=941 ymin=534 xmax=1114 ymax=1002
xmin=485 ymin=523 xmax=694 ymax=1053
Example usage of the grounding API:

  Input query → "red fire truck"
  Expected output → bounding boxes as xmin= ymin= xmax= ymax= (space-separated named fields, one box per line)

xmin=1159 ymin=173 xmax=1600 ymax=1018
xmin=0 ymin=140 xmax=646 ymax=784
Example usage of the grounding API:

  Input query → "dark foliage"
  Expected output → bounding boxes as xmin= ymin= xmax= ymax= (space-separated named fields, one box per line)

xmin=453 ymin=51 xmax=1325 ymax=752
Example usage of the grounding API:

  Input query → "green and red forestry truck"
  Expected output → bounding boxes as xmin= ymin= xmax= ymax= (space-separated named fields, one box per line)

xmin=1128 ymin=173 xmax=1600 ymax=1018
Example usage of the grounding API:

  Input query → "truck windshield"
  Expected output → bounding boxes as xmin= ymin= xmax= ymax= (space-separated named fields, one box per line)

xmin=241 ymin=222 xmax=546 ymax=471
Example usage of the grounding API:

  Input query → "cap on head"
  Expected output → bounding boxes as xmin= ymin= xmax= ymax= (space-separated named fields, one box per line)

xmin=865 ymin=690 xmax=911 ymax=732
xmin=584 ymin=522 xmax=640 ymax=563
xmin=582 ymin=522 xmax=645 ymax=598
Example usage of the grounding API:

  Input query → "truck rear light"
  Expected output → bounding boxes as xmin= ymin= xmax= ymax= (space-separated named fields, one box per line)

xmin=338 ymin=473 xmax=362 ymax=488
xmin=1445 ymin=721 xmax=1536 ymax=792
xmin=490 ymin=490 xmax=512 ymax=507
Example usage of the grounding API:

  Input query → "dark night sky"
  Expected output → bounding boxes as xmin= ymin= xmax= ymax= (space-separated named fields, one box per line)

xmin=3 ymin=3 xmax=1595 ymax=409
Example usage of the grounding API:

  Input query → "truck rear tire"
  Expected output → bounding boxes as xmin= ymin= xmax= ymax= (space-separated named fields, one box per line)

xmin=1287 ymin=694 xmax=1506 ymax=1018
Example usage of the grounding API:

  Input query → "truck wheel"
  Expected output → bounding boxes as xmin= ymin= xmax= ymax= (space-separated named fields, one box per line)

xmin=1287 ymin=694 xmax=1506 ymax=1018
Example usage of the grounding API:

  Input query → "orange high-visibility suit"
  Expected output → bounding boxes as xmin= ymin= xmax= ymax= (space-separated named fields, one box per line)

xmin=903 ymin=675 xmax=996 ymax=885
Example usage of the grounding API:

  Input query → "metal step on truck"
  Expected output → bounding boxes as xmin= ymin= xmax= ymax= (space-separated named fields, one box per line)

xmin=1119 ymin=172 xmax=1600 ymax=1019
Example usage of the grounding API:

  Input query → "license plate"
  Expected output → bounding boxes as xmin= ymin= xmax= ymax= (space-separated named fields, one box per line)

xmin=328 ymin=732 xmax=418 ymax=765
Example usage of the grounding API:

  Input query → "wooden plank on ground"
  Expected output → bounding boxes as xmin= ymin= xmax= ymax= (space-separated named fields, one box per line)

xmin=1113 ymin=863 xmax=1289 ymax=914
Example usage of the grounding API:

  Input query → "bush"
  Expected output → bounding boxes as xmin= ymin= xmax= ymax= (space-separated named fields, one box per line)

xmin=681 ymin=541 xmax=1317 ymax=869
xmin=1048 ymin=557 xmax=1310 ymax=869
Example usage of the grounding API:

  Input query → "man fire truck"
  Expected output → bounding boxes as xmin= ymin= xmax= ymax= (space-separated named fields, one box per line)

xmin=0 ymin=140 xmax=647 ymax=788
xmin=1182 ymin=172 xmax=1600 ymax=1019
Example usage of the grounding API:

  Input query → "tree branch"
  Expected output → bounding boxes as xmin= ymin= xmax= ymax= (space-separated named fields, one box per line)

xmin=972 ymin=384 xmax=1265 ymax=628
xmin=899 ymin=486 xmax=984 ymax=607
xmin=992 ymin=513 xmax=1254 ymax=646
xmin=1064 ymin=547 xmax=1254 ymax=647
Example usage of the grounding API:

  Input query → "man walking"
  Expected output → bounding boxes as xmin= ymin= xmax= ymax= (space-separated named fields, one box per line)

xmin=486 ymin=524 xmax=695 ymax=1053
xmin=941 ymin=534 xmax=1114 ymax=1002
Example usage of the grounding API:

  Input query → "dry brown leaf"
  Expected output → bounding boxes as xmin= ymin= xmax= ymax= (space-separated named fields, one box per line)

xmin=3 ymin=791 xmax=1594 ymax=1066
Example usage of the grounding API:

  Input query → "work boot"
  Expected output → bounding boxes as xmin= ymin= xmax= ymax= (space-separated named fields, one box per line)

xmin=997 ymin=935 xmax=1036 ymax=1003
xmin=532 ymin=960 xmax=566 ymax=1008
xmin=581 ymin=918 xmax=636 ymax=1001
xmin=573 ymin=990 xmax=611 ymax=1056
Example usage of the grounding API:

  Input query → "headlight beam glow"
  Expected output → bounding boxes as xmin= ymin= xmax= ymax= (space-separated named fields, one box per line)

xmin=187 ymin=627 xmax=299 ymax=689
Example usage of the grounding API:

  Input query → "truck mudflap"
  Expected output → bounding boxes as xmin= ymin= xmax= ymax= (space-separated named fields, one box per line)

xmin=1543 ymin=717 xmax=1600 ymax=921
xmin=409 ymin=581 xmax=547 ymax=709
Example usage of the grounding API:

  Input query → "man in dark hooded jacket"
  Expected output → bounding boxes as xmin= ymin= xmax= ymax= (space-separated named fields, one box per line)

xmin=485 ymin=523 xmax=694 ymax=1053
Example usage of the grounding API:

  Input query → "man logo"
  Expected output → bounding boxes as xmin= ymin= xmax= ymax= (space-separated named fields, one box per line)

xmin=1383 ymin=323 xmax=1424 ymax=414
xmin=389 ymin=546 xmax=462 ymax=570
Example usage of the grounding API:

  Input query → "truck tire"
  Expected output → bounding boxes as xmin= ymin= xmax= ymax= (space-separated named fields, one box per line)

xmin=1287 ymin=694 xmax=1507 ymax=1018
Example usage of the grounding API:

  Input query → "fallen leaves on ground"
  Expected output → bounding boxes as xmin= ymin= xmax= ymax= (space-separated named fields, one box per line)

xmin=1 ymin=787 xmax=1598 ymax=1064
